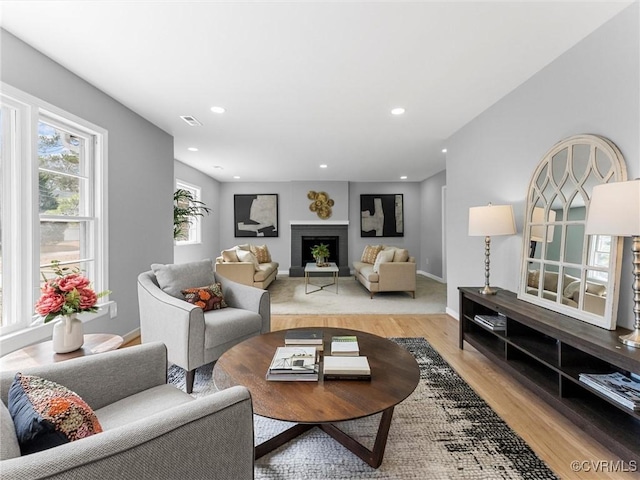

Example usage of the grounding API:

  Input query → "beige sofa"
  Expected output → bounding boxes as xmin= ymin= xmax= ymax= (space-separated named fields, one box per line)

xmin=526 ymin=269 xmax=607 ymax=315
xmin=353 ymin=245 xmax=416 ymax=298
xmin=215 ymin=244 xmax=278 ymax=289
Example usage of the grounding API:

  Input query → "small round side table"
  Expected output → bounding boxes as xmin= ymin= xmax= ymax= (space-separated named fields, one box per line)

xmin=0 ymin=334 xmax=124 ymax=371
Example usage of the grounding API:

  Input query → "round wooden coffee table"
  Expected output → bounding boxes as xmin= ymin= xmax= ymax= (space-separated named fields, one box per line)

xmin=0 ymin=334 xmax=124 ymax=371
xmin=213 ymin=327 xmax=419 ymax=468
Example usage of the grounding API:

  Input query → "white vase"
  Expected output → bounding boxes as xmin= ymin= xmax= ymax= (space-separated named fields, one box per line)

xmin=52 ymin=314 xmax=84 ymax=353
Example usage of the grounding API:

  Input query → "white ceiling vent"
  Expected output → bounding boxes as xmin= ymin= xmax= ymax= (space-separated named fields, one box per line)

xmin=179 ymin=115 xmax=203 ymax=127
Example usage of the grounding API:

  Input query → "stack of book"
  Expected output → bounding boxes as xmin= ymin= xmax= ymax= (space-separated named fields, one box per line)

xmin=330 ymin=335 xmax=359 ymax=356
xmin=473 ymin=314 xmax=506 ymax=331
xmin=579 ymin=372 xmax=640 ymax=411
xmin=266 ymin=346 xmax=319 ymax=381
xmin=323 ymin=356 xmax=371 ymax=380
xmin=285 ymin=329 xmax=324 ymax=351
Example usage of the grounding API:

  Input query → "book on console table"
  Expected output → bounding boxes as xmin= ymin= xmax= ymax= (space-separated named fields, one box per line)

xmin=330 ymin=335 xmax=359 ymax=356
xmin=285 ymin=329 xmax=324 ymax=345
xmin=579 ymin=372 xmax=640 ymax=411
xmin=323 ymin=356 xmax=371 ymax=380
xmin=473 ymin=314 xmax=506 ymax=331
xmin=266 ymin=346 xmax=319 ymax=381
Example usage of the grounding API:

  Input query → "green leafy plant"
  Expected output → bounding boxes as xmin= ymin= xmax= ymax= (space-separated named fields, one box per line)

xmin=173 ymin=189 xmax=212 ymax=240
xmin=310 ymin=243 xmax=330 ymax=260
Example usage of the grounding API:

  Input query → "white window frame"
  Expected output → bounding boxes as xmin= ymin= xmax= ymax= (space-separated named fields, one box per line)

xmin=0 ymin=83 xmax=108 ymax=341
xmin=588 ymin=234 xmax=611 ymax=283
xmin=175 ymin=180 xmax=203 ymax=246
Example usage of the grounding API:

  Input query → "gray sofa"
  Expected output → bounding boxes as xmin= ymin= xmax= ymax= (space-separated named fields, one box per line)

xmin=138 ymin=259 xmax=270 ymax=393
xmin=0 ymin=342 xmax=254 ymax=480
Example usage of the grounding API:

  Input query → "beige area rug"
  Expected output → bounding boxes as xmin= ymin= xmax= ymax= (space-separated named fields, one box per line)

xmin=269 ymin=274 xmax=447 ymax=315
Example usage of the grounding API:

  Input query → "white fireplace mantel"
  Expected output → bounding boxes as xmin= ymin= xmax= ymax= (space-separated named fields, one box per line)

xmin=290 ymin=220 xmax=349 ymax=225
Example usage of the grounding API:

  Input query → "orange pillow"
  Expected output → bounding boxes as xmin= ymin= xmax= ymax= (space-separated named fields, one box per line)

xmin=9 ymin=373 xmax=103 ymax=454
xmin=181 ymin=283 xmax=227 ymax=311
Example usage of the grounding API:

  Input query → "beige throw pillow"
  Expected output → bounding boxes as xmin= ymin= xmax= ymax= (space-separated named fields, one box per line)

xmin=250 ymin=244 xmax=272 ymax=263
xmin=221 ymin=249 xmax=239 ymax=263
xmin=361 ymin=245 xmax=383 ymax=264
xmin=392 ymin=248 xmax=409 ymax=262
xmin=373 ymin=249 xmax=395 ymax=273
xmin=236 ymin=249 xmax=260 ymax=272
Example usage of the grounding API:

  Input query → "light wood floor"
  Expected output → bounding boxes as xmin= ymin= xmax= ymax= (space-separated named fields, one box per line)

xmin=127 ymin=314 xmax=640 ymax=479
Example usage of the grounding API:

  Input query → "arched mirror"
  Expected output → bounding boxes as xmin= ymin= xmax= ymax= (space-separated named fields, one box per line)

xmin=518 ymin=134 xmax=627 ymax=330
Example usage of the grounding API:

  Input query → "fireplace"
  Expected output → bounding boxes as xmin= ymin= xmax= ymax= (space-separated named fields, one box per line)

xmin=301 ymin=236 xmax=338 ymax=265
xmin=290 ymin=224 xmax=349 ymax=277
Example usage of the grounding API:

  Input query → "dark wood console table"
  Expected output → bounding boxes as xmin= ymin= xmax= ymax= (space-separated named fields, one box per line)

xmin=459 ymin=287 xmax=640 ymax=464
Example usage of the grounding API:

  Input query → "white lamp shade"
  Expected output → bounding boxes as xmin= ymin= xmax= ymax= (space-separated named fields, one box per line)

xmin=468 ymin=204 xmax=516 ymax=236
xmin=585 ymin=179 xmax=640 ymax=236
xmin=530 ymin=207 xmax=556 ymax=242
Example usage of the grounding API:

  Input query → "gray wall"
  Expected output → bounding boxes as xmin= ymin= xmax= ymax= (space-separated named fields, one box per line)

xmin=1 ymin=30 xmax=175 ymax=339
xmin=174 ymin=160 xmax=221 ymax=264
xmin=217 ymin=181 xmax=422 ymax=271
xmin=349 ymin=182 xmax=422 ymax=268
xmin=420 ymin=170 xmax=446 ymax=280
xmin=445 ymin=3 xmax=639 ymax=329
xmin=290 ymin=181 xmax=349 ymax=221
xmin=218 ymin=182 xmax=292 ymax=270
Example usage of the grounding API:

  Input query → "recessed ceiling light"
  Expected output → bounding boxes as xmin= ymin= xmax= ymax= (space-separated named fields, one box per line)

xmin=442 ymin=148 xmax=447 ymax=153
xmin=391 ymin=108 xmax=405 ymax=115
xmin=320 ymin=164 xmax=328 ymax=169
xmin=400 ymin=176 xmax=408 ymax=180
xmin=210 ymin=106 xmax=226 ymax=114
xmin=233 ymin=175 xmax=240 ymax=179
xmin=187 ymin=147 xmax=198 ymax=152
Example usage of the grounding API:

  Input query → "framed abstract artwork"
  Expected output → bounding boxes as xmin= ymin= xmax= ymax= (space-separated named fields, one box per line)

xmin=360 ymin=194 xmax=404 ymax=237
xmin=234 ymin=194 xmax=279 ymax=237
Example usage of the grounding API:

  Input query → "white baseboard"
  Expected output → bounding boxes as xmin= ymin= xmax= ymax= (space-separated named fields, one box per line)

xmin=122 ymin=327 xmax=140 ymax=344
xmin=446 ymin=306 xmax=459 ymax=320
xmin=417 ymin=270 xmax=445 ymax=283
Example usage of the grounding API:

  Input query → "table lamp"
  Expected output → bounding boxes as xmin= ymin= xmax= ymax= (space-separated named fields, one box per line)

xmin=469 ymin=203 xmax=516 ymax=295
xmin=529 ymin=207 xmax=556 ymax=258
xmin=585 ymin=179 xmax=640 ymax=347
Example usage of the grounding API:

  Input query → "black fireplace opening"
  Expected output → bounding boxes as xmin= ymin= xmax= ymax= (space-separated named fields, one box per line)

xmin=301 ymin=236 xmax=338 ymax=265
xmin=290 ymin=224 xmax=349 ymax=277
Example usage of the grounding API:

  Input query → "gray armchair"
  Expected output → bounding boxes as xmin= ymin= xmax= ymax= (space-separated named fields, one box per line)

xmin=0 ymin=342 xmax=254 ymax=480
xmin=137 ymin=259 xmax=270 ymax=393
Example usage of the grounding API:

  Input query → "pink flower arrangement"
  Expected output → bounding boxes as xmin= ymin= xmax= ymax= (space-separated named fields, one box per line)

xmin=35 ymin=261 xmax=109 ymax=323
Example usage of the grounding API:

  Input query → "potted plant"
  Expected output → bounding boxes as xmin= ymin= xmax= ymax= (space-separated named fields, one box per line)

xmin=173 ymin=189 xmax=211 ymax=240
xmin=310 ymin=243 xmax=330 ymax=266
xmin=35 ymin=260 xmax=110 ymax=353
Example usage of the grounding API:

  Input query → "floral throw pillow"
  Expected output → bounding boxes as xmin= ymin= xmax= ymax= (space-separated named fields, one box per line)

xmin=182 ymin=283 xmax=227 ymax=311
xmin=8 ymin=373 xmax=103 ymax=455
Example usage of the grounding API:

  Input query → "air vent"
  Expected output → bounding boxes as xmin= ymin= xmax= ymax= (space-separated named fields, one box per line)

xmin=180 ymin=115 xmax=203 ymax=127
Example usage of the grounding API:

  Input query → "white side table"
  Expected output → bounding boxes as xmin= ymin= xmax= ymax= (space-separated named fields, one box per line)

xmin=304 ymin=262 xmax=339 ymax=294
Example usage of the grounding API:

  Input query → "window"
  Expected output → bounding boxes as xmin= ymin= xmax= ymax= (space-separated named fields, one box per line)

xmin=175 ymin=180 xmax=203 ymax=245
xmin=588 ymin=235 xmax=611 ymax=283
xmin=0 ymin=85 xmax=108 ymax=335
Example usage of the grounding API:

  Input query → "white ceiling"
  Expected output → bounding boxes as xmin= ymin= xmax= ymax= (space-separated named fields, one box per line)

xmin=0 ymin=1 xmax=633 ymax=182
